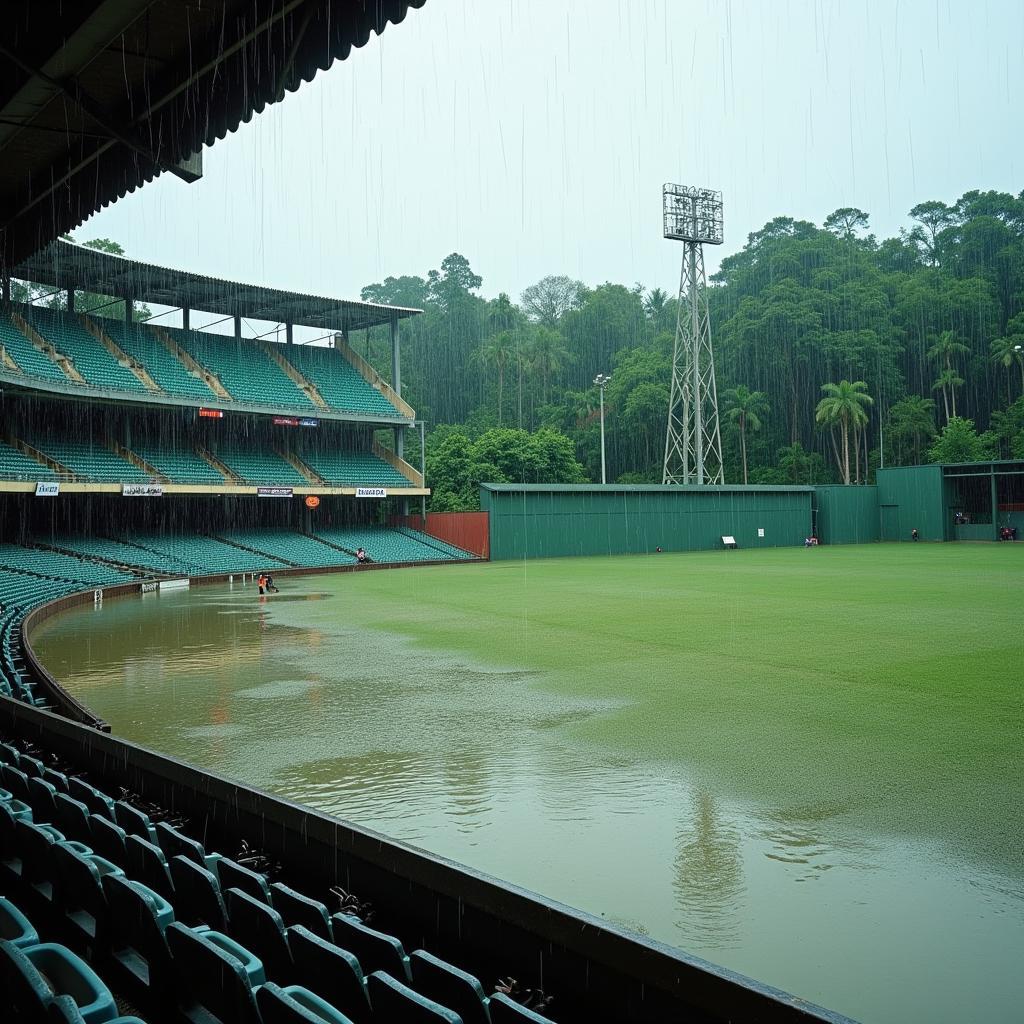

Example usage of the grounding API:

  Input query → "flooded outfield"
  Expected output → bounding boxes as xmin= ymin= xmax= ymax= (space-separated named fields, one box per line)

xmin=31 ymin=547 xmax=1024 ymax=1024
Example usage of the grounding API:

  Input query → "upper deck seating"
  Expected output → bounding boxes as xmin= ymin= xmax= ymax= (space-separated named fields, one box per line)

xmin=299 ymin=447 xmax=411 ymax=488
xmin=130 ymin=441 xmax=226 ymax=485
xmin=24 ymin=307 xmax=148 ymax=395
xmin=166 ymin=328 xmax=315 ymax=409
xmin=0 ymin=312 xmax=69 ymax=384
xmin=24 ymin=436 xmax=149 ymax=483
xmin=98 ymin=320 xmax=215 ymax=401
xmin=283 ymin=345 xmax=401 ymax=417
xmin=212 ymin=447 xmax=307 ymax=486
xmin=0 ymin=441 xmax=57 ymax=481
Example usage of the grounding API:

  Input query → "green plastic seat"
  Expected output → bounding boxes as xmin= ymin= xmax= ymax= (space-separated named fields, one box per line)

xmin=257 ymin=981 xmax=357 ymax=1024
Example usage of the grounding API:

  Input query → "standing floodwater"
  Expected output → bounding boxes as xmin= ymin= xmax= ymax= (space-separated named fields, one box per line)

xmin=32 ymin=548 xmax=1024 ymax=1024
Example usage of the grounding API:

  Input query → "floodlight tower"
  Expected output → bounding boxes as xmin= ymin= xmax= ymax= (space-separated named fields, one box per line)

xmin=662 ymin=184 xmax=725 ymax=485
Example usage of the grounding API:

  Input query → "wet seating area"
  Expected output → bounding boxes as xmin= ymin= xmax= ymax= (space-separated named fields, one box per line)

xmin=21 ymin=436 xmax=149 ymax=484
xmin=282 ymin=346 xmax=400 ymax=418
xmin=128 ymin=441 xmax=226 ymax=485
xmin=126 ymin=536 xmax=290 ymax=576
xmin=217 ymin=530 xmax=357 ymax=568
xmin=0 ymin=440 xmax=58 ymax=481
xmin=1 ymin=312 xmax=72 ymax=384
xmin=313 ymin=527 xmax=473 ymax=563
xmin=24 ymin=308 xmax=148 ymax=396
xmin=210 ymin=446 xmax=308 ymax=486
xmin=96 ymin=321 xmax=215 ymax=402
xmin=299 ymin=448 xmax=412 ymax=488
xmin=0 ymin=734 xmax=558 ymax=1024
xmin=165 ymin=328 xmax=315 ymax=410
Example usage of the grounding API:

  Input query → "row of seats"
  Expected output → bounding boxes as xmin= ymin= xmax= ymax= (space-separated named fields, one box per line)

xmin=2 ymin=307 xmax=404 ymax=419
xmin=0 ymin=439 xmax=58 ymax=481
xmin=299 ymin=448 xmax=412 ymax=488
xmin=25 ymin=308 xmax=149 ymax=396
xmin=100 ymin=321 xmax=215 ymax=402
xmin=0 ymin=432 xmax=411 ymax=489
xmin=1 ymin=311 xmax=75 ymax=384
xmin=0 ymin=738 xmax=556 ymax=1024
xmin=217 ymin=531 xmax=356 ymax=568
xmin=313 ymin=528 xmax=475 ymax=564
xmin=164 ymin=327 xmax=316 ymax=411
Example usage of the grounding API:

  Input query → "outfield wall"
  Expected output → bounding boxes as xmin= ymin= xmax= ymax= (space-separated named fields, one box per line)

xmin=480 ymin=484 xmax=813 ymax=560
xmin=814 ymin=486 xmax=880 ymax=544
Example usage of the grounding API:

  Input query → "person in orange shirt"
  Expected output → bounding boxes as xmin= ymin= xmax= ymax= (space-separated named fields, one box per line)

xmin=257 ymin=573 xmax=266 ymax=595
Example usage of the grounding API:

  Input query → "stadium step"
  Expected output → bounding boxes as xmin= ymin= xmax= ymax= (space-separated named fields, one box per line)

xmin=258 ymin=338 xmax=329 ymax=409
xmin=80 ymin=317 xmax=163 ymax=393
xmin=8 ymin=311 xmax=86 ymax=384
xmin=149 ymin=325 xmax=232 ymax=399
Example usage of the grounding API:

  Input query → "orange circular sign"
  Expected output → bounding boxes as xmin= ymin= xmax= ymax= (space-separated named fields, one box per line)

xmin=304 ymin=495 xmax=321 ymax=509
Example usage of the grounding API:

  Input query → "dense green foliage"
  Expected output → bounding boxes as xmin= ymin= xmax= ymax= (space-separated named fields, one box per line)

xmin=358 ymin=189 xmax=1024 ymax=507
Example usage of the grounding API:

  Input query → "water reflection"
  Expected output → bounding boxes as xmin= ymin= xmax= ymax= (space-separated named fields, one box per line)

xmin=673 ymin=789 xmax=745 ymax=950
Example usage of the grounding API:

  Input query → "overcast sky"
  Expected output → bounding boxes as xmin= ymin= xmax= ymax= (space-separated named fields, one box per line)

xmin=81 ymin=0 xmax=1024 ymax=307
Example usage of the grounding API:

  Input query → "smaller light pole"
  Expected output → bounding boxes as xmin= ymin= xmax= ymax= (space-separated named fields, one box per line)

xmin=594 ymin=373 xmax=611 ymax=484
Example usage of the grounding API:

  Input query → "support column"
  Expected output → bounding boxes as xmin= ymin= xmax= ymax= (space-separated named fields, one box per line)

xmin=182 ymin=306 xmax=190 ymax=330
xmin=391 ymin=313 xmax=404 ymax=462
xmin=234 ymin=314 xmax=242 ymax=339
xmin=991 ymin=467 xmax=999 ymax=541
xmin=1 ymin=277 xmax=9 ymax=305
xmin=67 ymin=288 xmax=75 ymax=312
xmin=419 ymin=420 xmax=427 ymax=520
xmin=125 ymin=297 xmax=133 ymax=324
xmin=286 ymin=322 xmax=293 ymax=345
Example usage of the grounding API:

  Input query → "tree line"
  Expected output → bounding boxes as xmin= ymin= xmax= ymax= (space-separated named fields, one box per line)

xmin=356 ymin=188 xmax=1024 ymax=508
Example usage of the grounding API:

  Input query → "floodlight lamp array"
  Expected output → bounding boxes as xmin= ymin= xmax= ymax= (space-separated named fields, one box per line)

xmin=663 ymin=184 xmax=724 ymax=245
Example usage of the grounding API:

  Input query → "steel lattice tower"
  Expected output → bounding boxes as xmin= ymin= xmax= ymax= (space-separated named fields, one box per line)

xmin=662 ymin=184 xmax=724 ymax=485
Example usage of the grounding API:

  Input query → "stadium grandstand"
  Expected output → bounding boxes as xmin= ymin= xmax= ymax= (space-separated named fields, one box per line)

xmin=0 ymin=2 xmax=850 ymax=1023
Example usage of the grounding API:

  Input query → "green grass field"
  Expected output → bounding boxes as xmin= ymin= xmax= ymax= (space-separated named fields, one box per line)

xmin=342 ymin=542 xmax=1024 ymax=872
xmin=34 ymin=541 xmax=1024 ymax=1024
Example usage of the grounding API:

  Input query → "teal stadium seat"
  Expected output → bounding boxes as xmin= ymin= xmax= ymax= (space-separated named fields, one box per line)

xmin=298 ymin=446 xmax=411 ymax=488
xmin=130 ymin=439 xmax=227 ymax=484
xmin=0 ymin=440 xmax=58 ymax=481
xmin=166 ymin=327 xmax=315 ymax=409
xmin=0 ymin=311 xmax=70 ymax=383
xmin=26 ymin=306 xmax=148 ymax=395
xmin=283 ymin=344 xmax=401 ymax=417
xmin=314 ymin=527 xmax=469 ymax=564
xmin=97 ymin=319 xmax=215 ymax=401
xmin=217 ymin=529 xmax=355 ymax=567
xmin=24 ymin=434 xmax=149 ymax=483
xmin=212 ymin=446 xmax=308 ymax=485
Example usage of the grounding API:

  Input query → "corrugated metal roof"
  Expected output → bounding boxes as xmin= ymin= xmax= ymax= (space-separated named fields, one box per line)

xmin=480 ymin=483 xmax=817 ymax=494
xmin=15 ymin=239 xmax=421 ymax=332
xmin=0 ymin=1 xmax=428 ymax=269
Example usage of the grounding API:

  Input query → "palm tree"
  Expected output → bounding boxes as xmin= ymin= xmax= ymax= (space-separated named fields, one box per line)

xmin=723 ymin=385 xmax=768 ymax=484
xmin=990 ymin=336 xmax=1024 ymax=403
xmin=815 ymin=380 xmax=873 ymax=484
xmin=932 ymin=368 xmax=964 ymax=422
xmin=472 ymin=332 xmax=514 ymax=425
xmin=887 ymin=395 xmax=936 ymax=464
xmin=526 ymin=326 xmax=570 ymax=405
xmin=928 ymin=330 xmax=969 ymax=421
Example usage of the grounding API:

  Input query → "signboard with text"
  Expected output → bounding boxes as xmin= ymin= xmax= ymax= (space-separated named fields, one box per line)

xmin=35 ymin=482 xmax=60 ymax=496
xmin=122 ymin=484 xmax=164 ymax=497
xmin=257 ymin=486 xmax=293 ymax=498
xmin=355 ymin=487 xmax=387 ymax=498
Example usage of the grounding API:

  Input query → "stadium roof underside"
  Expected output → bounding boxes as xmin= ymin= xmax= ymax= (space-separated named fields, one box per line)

xmin=14 ymin=240 xmax=421 ymax=333
xmin=0 ymin=0 xmax=427 ymax=271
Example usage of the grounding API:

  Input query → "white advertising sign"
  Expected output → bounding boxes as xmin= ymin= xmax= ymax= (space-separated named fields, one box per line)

xmin=758 ymin=528 xmax=765 ymax=538
xmin=122 ymin=483 xmax=164 ymax=497
xmin=35 ymin=481 xmax=60 ymax=496
xmin=355 ymin=487 xmax=387 ymax=498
